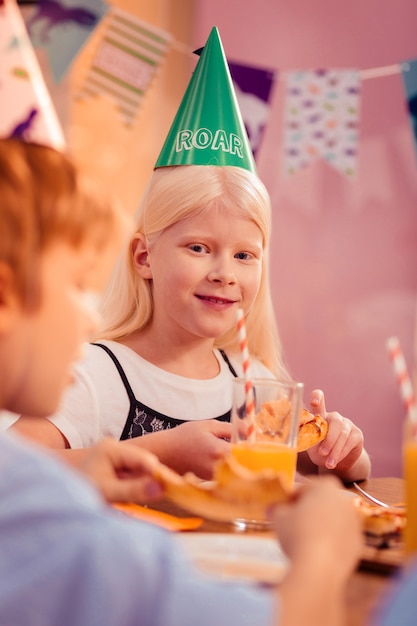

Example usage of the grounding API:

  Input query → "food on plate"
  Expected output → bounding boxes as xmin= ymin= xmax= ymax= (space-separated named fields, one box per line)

xmin=353 ymin=496 xmax=406 ymax=547
xmin=152 ymin=404 xmax=328 ymax=523
xmin=253 ymin=401 xmax=328 ymax=452
xmin=154 ymin=454 xmax=293 ymax=523
xmin=154 ymin=454 xmax=406 ymax=543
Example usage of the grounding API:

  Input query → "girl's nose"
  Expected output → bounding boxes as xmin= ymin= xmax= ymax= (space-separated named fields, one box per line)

xmin=207 ymin=267 xmax=237 ymax=285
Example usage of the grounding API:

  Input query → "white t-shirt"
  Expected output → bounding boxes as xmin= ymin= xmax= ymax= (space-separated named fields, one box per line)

xmin=50 ymin=341 xmax=274 ymax=449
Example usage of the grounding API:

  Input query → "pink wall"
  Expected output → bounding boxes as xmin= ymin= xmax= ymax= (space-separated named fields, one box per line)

xmin=193 ymin=0 xmax=417 ymax=477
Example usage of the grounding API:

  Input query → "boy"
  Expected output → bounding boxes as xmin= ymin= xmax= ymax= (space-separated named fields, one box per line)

xmin=0 ymin=138 xmax=164 ymax=503
xmin=0 ymin=139 xmax=361 ymax=626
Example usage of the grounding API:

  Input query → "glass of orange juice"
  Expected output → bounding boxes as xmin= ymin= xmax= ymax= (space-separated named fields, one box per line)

xmin=403 ymin=418 xmax=417 ymax=555
xmin=230 ymin=377 xmax=303 ymax=530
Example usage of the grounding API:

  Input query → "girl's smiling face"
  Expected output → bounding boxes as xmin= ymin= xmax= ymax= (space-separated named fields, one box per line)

xmin=137 ymin=205 xmax=264 ymax=344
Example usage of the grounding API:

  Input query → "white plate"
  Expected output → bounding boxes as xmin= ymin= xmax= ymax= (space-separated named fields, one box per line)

xmin=177 ymin=533 xmax=289 ymax=584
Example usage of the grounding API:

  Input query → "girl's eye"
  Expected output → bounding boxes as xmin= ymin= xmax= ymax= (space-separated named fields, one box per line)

xmin=189 ymin=244 xmax=207 ymax=253
xmin=235 ymin=251 xmax=252 ymax=260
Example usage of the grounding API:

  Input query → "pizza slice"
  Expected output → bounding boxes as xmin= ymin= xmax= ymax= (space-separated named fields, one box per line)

xmin=297 ymin=408 xmax=328 ymax=452
xmin=154 ymin=454 xmax=293 ymax=523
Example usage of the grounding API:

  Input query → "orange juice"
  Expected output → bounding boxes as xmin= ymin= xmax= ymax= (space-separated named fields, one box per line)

xmin=231 ymin=441 xmax=297 ymax=489
xmin=404 ymin=435 xmax=417 ymax=555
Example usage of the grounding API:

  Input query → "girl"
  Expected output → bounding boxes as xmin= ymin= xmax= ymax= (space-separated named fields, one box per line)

xmin=0 ymin=140 xmax=362 ymax=626
xmin=12 ymin=164 xmax=370 ymax=481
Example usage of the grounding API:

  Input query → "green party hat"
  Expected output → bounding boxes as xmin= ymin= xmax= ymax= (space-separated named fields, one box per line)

xmin=155 ymin=27 xmax=256 ymax=172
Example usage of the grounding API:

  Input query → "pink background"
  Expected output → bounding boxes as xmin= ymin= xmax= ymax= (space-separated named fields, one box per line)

xmin=193 ymin=0 xmax=417 ymax=477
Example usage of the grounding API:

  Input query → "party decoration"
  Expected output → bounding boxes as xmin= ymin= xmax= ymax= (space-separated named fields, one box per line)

xmin=155 ymin=26 xmax=256 ymax=173
xmin=25 ymin=0 xmax=108 ymax=83
xmin=283 ymin=69 xmax=361 ymax=177
xmin=401 ymin=59 xmax=417 ymax=161
xmin=76 ymin=6 xmax=171 ymax=126
xmin=0 ymin=0 xmax=65 ymax=148
xmin=228 ymin=60 xmax=276 ymax=159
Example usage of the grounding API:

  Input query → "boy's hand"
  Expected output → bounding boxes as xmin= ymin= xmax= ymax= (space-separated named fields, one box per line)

xmin=79 ymin=438 xmax=164 ymax=503
xmin=270 ymin=476 xmax=362 ymax=568
xmin=269 ymin=477 xmax=362 ymax=626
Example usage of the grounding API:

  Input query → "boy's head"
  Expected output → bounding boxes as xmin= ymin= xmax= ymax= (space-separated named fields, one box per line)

xmin=0 ymin=139 xmax=124 ymax=416
xmin=0 ymin=139 xmax=119 ymax=311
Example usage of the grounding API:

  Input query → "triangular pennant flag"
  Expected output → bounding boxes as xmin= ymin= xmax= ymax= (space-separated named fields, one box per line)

xmin=76 ymin=6 xmax=172 ymax=126
xmin=25 ymin=0 xmax=108 ymax=83
xmin=283 ymin=69 xmax=361 ymax=178
xmin=401 ymin=59 xmax=417 ymax=162
xmin=155 ymin=27 xmax=256 ymax=172
xmin=0 ymin=0 xmax=65 ymax=149
xmin=228 ymin=60 xmax=276 ymax=159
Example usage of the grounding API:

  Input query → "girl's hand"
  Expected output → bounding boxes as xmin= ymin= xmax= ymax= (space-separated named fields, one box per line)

xmin=160 ymin=420 xmax=232 ymax=480
xmin=127 ymin=420 xmax=232 ymax=481
xmin=303 ymin=389 xmax=371 ymax=482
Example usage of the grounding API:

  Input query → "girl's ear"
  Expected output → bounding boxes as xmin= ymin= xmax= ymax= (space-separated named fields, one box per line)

xmin=131 ymin=234 xmax=153 ymax=279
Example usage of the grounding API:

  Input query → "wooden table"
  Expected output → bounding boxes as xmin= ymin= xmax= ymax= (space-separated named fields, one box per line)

xmin=149 ymin=476 xmax=406 ymax=626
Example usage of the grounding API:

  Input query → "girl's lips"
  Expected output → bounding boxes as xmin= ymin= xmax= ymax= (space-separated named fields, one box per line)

xmin=195 ymin=295 xmax=236 ymax=305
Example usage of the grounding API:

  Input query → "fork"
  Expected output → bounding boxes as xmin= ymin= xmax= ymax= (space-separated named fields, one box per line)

xmin=352 ymin=482 xmax=405 ymax=509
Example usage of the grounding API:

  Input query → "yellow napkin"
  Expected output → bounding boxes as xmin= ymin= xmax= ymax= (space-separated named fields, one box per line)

xmin=113 ymin=502 xmax=203 ymax=532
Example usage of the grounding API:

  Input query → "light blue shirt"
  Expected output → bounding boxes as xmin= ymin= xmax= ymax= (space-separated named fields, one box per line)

xmin=0 ymin=432 xmax=275 ymax=626
xmin=373 ymin=561 xmax=417 ymax=626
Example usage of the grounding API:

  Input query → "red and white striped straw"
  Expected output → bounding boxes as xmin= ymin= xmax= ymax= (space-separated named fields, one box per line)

xmin=236 ymin=308 xmax=256 ymax=438
xmin=386 ymin=336 xmax=417 ymax=423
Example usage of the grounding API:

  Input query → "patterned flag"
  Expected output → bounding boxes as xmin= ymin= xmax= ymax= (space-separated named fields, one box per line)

xmin=76 ymin=7 xmax=172 ymax=126
xmin=228 ymin=60 xmax=276 ymax=159
xmin=25 ymin=0 xmax=108 ymax=83
xmin=0 ymin=0 xmax=65 ymax=148
xmin=283 ymin=69 xmax=361 ymax=178
xmin=401 ymin=58 xmax=417 ymax=162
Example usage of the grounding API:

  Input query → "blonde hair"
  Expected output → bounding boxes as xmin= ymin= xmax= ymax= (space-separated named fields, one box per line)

xmin=0 ymin=139 xmax=120 ymax=310
xmin=98 ymin=165 xmax=289 ymax=379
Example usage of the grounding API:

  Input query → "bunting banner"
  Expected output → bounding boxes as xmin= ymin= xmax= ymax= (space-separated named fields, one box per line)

xmin=2 ymin=4 xmax=416 ymax=179
xmin=25 ymin=0 xmax=108 ymax=83
xmin=0 ymin=0 xmax=65 ymax=149
xmin=75 ymin=6 xmax=172 ymax=126
xmin=228 ymin=60 xmax=276 ymax=160
xmin=282 ymin=69 xmax=361 ymax=177
xmin=401 ymin=59 xmax=417 ymax=160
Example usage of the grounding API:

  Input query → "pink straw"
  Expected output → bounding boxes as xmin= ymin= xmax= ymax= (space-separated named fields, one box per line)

xmin=236 ymin=308 xmax=256 ymax=439
xmin=386 ymin=336 xmax=417 ymax=423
